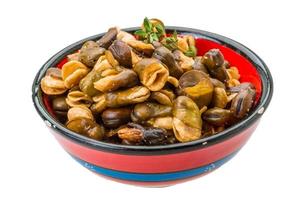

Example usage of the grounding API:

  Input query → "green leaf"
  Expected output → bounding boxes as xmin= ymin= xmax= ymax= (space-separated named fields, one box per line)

xmin=155 ymin=24 xmax=165 ymax=39
xmin=172 ymin=30 xmax=178 ymax=39
xmin=148 ymin=35 xmax=154 ymax=43
xmin=151 ymin=33 xmax=159 ymax=42
xmin=165 ymin=37 xmax=173 ymax=43
xmin=162 ymin=39 xmax=177 ymax=51
xmin=155 ymin=24 xmax=165 ymax=35
xmin=184 ymin=46 xmax=197 ymax=57
xmin=161 ymin=30 xmax=179 ymax=50
xmin=166 ymin=43 xmax=177 ymax=51
xmin=143 ymin=17 xmax=152 ymax=32
xmin=134 ymin=30 xmax=147 ymax=39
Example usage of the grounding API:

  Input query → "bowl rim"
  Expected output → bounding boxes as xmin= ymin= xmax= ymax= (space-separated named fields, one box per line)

xmin=32 ymin=26 xmax=273 ymax=155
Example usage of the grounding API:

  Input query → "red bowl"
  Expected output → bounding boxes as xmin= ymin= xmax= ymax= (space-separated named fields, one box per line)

xmin=32 ymin=27 xmax=273 ymax=187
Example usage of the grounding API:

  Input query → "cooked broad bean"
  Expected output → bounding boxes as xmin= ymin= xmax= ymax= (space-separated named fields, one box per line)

xmin=40 ymin=17 xmax=257 ymax=145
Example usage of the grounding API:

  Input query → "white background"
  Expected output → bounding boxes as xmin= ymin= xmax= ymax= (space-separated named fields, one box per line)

xmin=0 ymin=0 xmax=299 ymax=199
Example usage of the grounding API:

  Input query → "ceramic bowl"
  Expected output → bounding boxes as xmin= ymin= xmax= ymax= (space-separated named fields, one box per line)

xmin=32 ymin=27 xmax=273 ymax=187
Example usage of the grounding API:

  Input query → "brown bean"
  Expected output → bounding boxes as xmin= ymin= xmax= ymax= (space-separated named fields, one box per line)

xmin=101 ymin=108 xmax=132 ymax=128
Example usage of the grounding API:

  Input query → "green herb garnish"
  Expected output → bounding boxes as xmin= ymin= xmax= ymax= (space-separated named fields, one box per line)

xmin=134 ymin=29 xmax=147 ymax=40
xmin=155 ymin=23 xmax=165 ymax=37
xmin=162 ymin=30 xmax=178 ymax=50
xmin=134 ymin=17 xmax=166 ymax=44
xmin=184 ymin=46 xmax=197 ymax=57
xmin=143 ymin=17 xmax=152 ymax=32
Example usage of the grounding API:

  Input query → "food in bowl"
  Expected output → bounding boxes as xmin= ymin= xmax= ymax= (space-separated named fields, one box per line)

xmin=40 ymin=17 xmax=257 ymax=146
xmin=33 ymin=19 xmax=272 ymax=186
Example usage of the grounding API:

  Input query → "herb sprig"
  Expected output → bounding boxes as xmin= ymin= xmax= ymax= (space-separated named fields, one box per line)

xmin=184 ymin=46 xmax=197 ymax=57
xmin=161 ymin=30 xmax=178 ymax=51
xmin=134 ymin=17 xmax=165 ymax=44
xmin=135 ymin=17 xmax=197 ymax=57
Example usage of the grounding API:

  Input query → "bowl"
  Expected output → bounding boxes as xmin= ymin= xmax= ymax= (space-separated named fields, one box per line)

xmin=32 ymin=27 xmax=273 ymax=187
